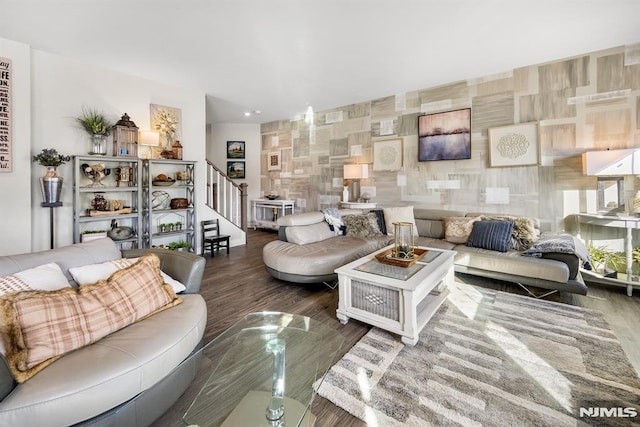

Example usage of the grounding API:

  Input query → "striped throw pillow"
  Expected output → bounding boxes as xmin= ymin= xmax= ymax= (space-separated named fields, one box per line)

xmin=466 ymin=220 xmax=514 ymax=253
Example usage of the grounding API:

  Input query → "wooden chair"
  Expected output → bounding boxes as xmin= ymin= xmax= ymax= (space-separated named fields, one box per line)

xmin=201 ymin=219 xmax=230 ymax=257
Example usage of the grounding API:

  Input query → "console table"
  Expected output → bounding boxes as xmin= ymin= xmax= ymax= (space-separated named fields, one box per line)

xmin=252 ymin=199 xmax=295 ymax=230
xmin=576 ymin=213 xmax=640 ymax=296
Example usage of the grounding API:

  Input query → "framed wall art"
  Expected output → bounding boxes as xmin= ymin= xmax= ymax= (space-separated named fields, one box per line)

xmin=150 ymin=104 xmax=182 ymax=159
xmin=418 ymin=108 xmax=471 ymax=161
xmin=488 ymin=122 xmax=539 ymax=167
xmin=268 ymin=150 xmax=281 ymax=171
xmin=227 ymin=141 xmax=245 ymax=159
xmin=373 ymin=138 xmax=403 ymax=171
xmin=227 ymin=161 xmax=246 ymax=179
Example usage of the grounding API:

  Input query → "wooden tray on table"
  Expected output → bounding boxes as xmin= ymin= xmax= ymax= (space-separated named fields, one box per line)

xmin=375 ymin=247 xmax=428 ymax=268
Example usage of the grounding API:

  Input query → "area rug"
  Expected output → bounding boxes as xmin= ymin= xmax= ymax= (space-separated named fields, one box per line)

xmin=317 ymin=284 xmax=640 ymax=426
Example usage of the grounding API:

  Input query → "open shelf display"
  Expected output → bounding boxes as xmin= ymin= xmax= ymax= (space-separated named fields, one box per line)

xmin=72 ymin=156 xmax=142 ymax=249
xmin=142 ymin=159 xmax=196 ymax=251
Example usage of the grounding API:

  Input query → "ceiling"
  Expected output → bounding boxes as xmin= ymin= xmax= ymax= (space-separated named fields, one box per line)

xmin=1 ymin=0 xmax=639 ymax=125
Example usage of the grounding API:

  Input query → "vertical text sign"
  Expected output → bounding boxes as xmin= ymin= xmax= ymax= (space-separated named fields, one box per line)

xmin=0 ymin=57 xmax=11 ymax=172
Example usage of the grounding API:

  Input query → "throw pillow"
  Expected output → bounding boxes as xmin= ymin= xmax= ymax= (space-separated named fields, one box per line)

xmin=285 ymin=222 xmax=336 ymax=245
xmin=466 ymin=220 xmax=514 ymax=253
xmin=370 ymin=209 xmax=387 ymax=235
xmin=343 ymin=213 xmax=383 ymax=238
xmin=382 ymin=206 xmax=418 ymax=237
xmin=0 ymin=263 xmax=70 ymax=296
xmin=0 ymin=254 xmax=181 ymax=383
xmin=443 ymin=216 xmax=480 ymax=244
xmin=321 ymin=207 xmax=345 ymax=235
xmin=69 ymin=258 xmax=186 ymax=294
xmin=481 ymin=215 xmax=539 ymax=251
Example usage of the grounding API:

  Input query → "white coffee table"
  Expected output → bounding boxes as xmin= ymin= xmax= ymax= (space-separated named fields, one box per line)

xmin=335 ymin=245 xmax=455 ymax=345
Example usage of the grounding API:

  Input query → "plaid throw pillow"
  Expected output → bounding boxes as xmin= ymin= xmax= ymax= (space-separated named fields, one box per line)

xmin=0 ymin=254 xmax=181 ymax=383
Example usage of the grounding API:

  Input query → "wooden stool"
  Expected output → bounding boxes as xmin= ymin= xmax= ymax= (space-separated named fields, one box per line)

xmin=201 ymin=219 xmax=230 ymax=257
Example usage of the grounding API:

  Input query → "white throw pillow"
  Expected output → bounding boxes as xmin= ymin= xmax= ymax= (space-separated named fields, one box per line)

xmin=382 ymin=206 xmax=419 ymax=236
xmin=69 ymin=258 xmax=187 ymax=294
xmin=0 ymin=262 xmax=70 ymax=296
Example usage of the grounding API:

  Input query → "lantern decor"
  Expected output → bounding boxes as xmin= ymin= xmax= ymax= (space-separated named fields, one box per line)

xmin=393 ymin=222 xmax=414 ymax=259
xmin=112 ymin=113 xmax=138 ymax=157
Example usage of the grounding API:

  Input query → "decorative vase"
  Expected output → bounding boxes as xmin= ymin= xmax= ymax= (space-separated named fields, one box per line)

xmin=89 ymin=134 xmax=108 ymax=156
xmin=40 ymin=166 xmax=63 ymax=204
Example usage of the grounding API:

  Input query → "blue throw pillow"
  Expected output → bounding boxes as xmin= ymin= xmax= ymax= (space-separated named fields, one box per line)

xmin=466 ymin=220 xmax=514 ymax=252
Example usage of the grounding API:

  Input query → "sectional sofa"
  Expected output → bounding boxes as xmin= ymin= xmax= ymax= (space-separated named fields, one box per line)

xmin=0 ymin=238 xmax=206 ymax=426
xmin=263 ymin=207 xmax=588 ymax=296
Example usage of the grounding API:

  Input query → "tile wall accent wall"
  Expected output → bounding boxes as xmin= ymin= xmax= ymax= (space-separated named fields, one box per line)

xmin=261 ymin=44 xmax=640 ymax=232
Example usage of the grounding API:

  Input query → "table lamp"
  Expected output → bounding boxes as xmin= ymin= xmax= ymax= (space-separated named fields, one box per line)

xmin=343 ymin=164 xmax=368 ymax=202
xmin=138 ymin=131 xmax=160 ymax=159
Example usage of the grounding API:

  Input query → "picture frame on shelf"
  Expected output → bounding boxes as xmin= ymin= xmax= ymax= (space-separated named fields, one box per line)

xmin=488 ymin=122 xmax=539 ymax=167
xmin=227 ymin=161 xmax=246 ymax=179
xmin=268 ymin=150 xmax=281 ymax=171
xmin=373 ymin=138 xmax=403 ymax=171
xmin=418 ymin=108 xmax=471 ymax=162
xmin=227 ymin=141 xmax=245 ymax=159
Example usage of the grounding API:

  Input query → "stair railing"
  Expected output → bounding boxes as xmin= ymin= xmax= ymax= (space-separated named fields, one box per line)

xmin=205 ymin=160 xmax=248 ymax=231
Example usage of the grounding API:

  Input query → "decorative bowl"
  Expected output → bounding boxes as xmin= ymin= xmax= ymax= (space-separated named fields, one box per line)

xmin=153 ymin=179 xmax=175 ymax=186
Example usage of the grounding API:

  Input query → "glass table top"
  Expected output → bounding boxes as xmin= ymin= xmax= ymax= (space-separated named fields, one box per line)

xmin=183 ymin=312 xmax=344 ymax=427
xmin=355 ymin=249 xmax=442 ymax=281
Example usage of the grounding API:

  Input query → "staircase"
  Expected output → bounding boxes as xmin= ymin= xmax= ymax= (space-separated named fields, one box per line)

xmin=205 ymin=160 xmax=248 ymax=231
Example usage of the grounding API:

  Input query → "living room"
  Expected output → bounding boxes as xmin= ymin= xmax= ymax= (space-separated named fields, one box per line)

xmin=1 ymin=1 xmax=640 ymax=426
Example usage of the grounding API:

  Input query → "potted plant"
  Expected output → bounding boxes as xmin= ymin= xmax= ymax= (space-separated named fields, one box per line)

xmin=75 ymin=107 xmax=114 ymax=155
xmin=168 ymin=240 xmax=191 ymax=251
xmin=32 ymin=148 xmax=71 ymax=204
xmin=81 ymin=229 xmax=108 ymax=242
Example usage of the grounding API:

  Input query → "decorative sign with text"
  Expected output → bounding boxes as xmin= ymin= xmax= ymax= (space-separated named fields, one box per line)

xmin=0 ymin=57 xmax=11 ymax=172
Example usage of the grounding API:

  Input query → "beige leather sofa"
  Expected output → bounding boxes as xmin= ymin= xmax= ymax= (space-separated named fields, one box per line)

xmin=0 ymin=238 xmax=207 ymax=426
xmin=263 ymin=208 xmax=588 ymax=295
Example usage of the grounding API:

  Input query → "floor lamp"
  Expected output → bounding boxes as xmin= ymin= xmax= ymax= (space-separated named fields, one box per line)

xmin=343 ymin=164 xmax=368 ymax=202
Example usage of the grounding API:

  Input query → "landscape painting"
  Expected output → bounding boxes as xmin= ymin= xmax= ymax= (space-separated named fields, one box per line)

xmin=227 ymin=161 xmax=245 ymax=179
xmin=227 ymin=141 xmax=245 ymax=159
xmin=418 ymin=108 xmax=471 ymax=161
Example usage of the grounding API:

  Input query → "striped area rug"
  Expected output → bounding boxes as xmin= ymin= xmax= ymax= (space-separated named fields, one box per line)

xmin=317 ymin=283 xmax=640 ymax=426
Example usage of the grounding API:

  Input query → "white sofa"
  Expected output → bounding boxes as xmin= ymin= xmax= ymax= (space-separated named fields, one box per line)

xmin=0 ymin=238 xmax=207 ymax=426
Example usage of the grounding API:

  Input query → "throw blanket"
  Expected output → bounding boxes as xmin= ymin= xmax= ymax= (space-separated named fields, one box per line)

xmin=322 ymin=207 xmax=344 ymax=236
xmin=522 ymin=234 xmax=592 ymax=270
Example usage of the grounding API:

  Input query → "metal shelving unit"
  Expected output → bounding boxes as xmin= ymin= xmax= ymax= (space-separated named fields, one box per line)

xmin=142 ymin=159 xmax=196 ymax=251
xmin=72 ymin=155 xmax=143 ymax=249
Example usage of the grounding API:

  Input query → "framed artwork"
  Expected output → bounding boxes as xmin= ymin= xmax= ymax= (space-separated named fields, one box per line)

xmin=227 ymin=141 xmax=245 ymax=159
xmin=150 ymin=104 xmax=182 ymax=159
xmin=373 ymin=138 xmax=403 ymax=171
xmin=268 ymin=150 xmax=281 ymax=171
xmin=488 ymin=122 xmax=539 ymax=167
xmin=418 ymin=108 xmax=471 ymax=161
xmin=227 ymin=161 xmax=245 ymax=179
xmin=597 ymin=176 xmax=624 ymax=212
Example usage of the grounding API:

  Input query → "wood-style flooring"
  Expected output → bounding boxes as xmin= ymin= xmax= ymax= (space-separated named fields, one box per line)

xmin=153 ymin=229 xmax=640 ymax=427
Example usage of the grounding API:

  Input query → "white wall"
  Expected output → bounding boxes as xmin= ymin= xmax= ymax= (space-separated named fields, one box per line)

xmin=29 ymin=49 xmax=208 ymax=252
xmin=209 ymin=123 xmax=261 ymax=227
xmin=0 ymin=37 xmax=31 ymax=255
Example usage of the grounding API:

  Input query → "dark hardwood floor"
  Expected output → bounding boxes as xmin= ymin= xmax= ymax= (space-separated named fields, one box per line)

xmin=153 ymin=229 xmax=640 ymax=426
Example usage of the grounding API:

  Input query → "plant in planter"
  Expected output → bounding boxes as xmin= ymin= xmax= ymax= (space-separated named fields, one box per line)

xmin=33 ymin=148 xmax=71 ymax=204
xmin=174 ymin=221 xmax=182 ymax=230
xmin=75 ymin=107 xmax=114 ymax=155
xmin=587 ymin=244 xmax=626 ymax=278
xmin=168 ymin=240 xmax=191 ymax=251
xmin=81 ymin=229 xmax=108 ymax=242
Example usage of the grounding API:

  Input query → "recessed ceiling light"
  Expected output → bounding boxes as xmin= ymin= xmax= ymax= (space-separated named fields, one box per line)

xmin=254 ymin=110 xmax=261 ymax=114
xmin=244 ymin=112 xmax=251 ymax=117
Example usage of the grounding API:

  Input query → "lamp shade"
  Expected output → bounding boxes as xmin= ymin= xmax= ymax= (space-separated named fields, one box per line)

xmin=139 ymin=131 xmax=160 ymax=146
xmin=582 ymin=149 xmax=640 ymax=176
xmin=344 ymin=164 xmax=369 ymax=179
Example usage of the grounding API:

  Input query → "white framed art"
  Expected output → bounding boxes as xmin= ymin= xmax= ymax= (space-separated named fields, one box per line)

xmin=373 ymin=138 xmax=403 ymax=171
xmin=267 ymin=150 xmax=281 ymax=171
xmin=488 ymin=122 xmax=539 ymax=167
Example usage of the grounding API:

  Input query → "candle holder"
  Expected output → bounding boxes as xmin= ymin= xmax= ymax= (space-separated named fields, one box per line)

xmin=393 ymin=222 xmax=414 ymax=259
